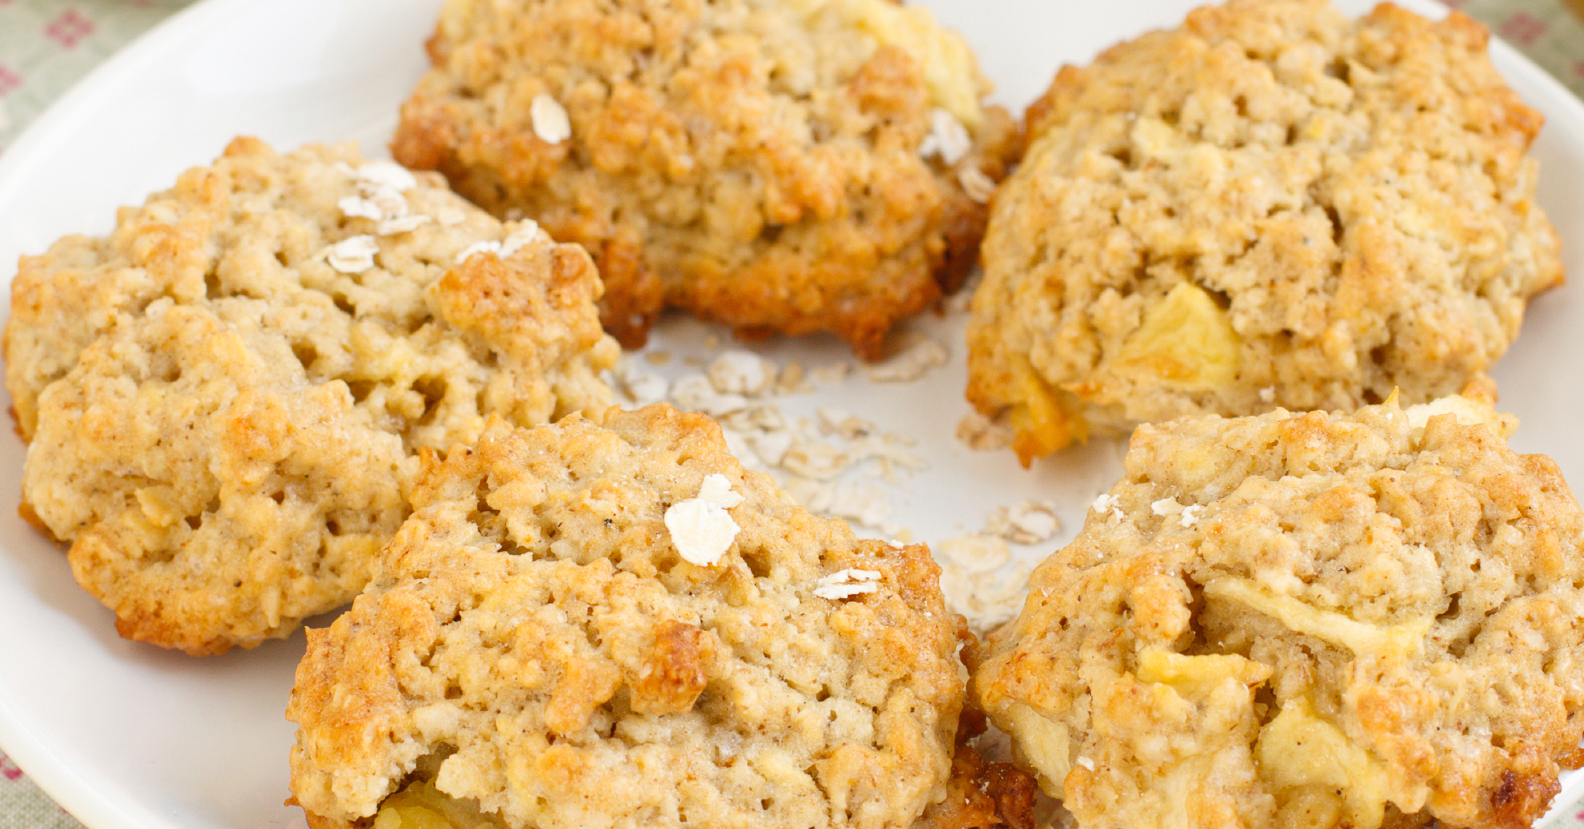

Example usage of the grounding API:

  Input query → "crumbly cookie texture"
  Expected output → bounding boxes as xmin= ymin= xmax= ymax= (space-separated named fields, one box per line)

xmin=288 ymin=405 xmax=964 ymax=829
xmin=392 ymin=0 xmax=1019 ymax=358
xmin=966 ymin=0 xmax=1562 ymax=463
xmin=5 ymin=137 xmax=618 ymax=654
xmin=971 ymin=394 xmax=1584 ymax=829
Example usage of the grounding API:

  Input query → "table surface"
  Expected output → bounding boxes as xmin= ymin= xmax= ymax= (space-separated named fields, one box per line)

xmin=2 ymin=0 xmax=1583 ymax=827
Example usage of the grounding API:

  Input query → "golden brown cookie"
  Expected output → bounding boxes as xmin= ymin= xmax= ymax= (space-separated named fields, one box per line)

xmin=392 ymin=0 xmax=1019 ymax=357
xmin=966 ymin=0 xmax=1562 ymax=463
xmin=971 ymin=394 xmax=1584 ymax=829
xmin=287 ymin=405 xmax=965 ymax=829
xmin=5 ymin=137 xmax=618 ymax=654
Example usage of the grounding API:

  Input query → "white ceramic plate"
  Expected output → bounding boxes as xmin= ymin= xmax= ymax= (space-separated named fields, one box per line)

xmin=0 ymin=1 xmax=1580 ymax=827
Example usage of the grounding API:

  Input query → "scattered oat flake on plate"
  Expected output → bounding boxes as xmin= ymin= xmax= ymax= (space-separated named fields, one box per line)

xmin=614 ymin=361 xmax=669 ymax=406
xmin=670 ymin=374 xmax=748 ymax=416
xmin=784 ymin=476 xmax=834 ymax=514
xmin=326 ymin=235 xmax=379 ymax=273
xmin=707 ymin=350 xmax=774 ymax=396
xmin=824 ymin=480 xmax=892 ymax=528
xmin=988 ymin=500 xmax=1060 ymax=545
xmin=664 ymin=497 xmax=740 ymax=566
xmin=808 ymin=362 xmax=851 ymax=386
xmin=956 ymin=411 xmax=1012 ymax=450
xmin=745 ymin=430 xmax=794 ymax=467
xmin=531 ymin=93 xmax=572 ymax=143
xmin=775 ymin=361 xmax=808 ymax=394
xmin=817 ymin=407 xmax=872 ymax=440
xmin=938 ymin=534 xmax=1011 ymax=574
xmin=781 ymin=441 xmax=850 ymax=481
xmin=813 ymin=568 xmax=882 ymax=600
xmin=718 ymin=404 xmax=786 ymax=434
xmin=866 ymin=334 xmax=948 ymax=383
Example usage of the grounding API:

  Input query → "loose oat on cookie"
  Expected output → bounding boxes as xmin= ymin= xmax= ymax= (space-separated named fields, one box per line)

xmin=287 ymin=405 xmax=965 ymax=829
xmin=3 ymin=137 xmax=618 ymax=655
xmin=971 ymin=393 xmax=1584 ymax=829
xmin=391 ymin=0 xmax=1019 ymax=358
xmin=966 ymin=0 xmax=1563 ymax=463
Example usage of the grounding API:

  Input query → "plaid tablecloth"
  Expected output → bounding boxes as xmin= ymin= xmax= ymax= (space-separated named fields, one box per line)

xmin=2 ymin=0 xmax=1584 ymax=827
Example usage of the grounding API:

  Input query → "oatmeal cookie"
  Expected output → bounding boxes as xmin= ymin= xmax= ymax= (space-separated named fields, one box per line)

xmin=966 ymin=0 xmax=1562 ymax=463
xmin=287 ymin=405 xmax=964 ymax=829
xmin=5 ymin=137 xmax=618 ymax=654
xmin=971 ymin=394 xmax=1584 ymax=829
xmin=392 ymin=0 xmax=1019 ymax=357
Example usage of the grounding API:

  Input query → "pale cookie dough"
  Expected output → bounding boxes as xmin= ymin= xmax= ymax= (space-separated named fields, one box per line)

xmin=287 ymin=405 xmax=964 ymax=829
xmin=392 ymin=0 xmax=1019 ymax=357
xmin=4 ymin=137 xmax=618 ymax=654
xmin=966 ymin=0 xmax=1562 ymax=463
xmin=971 ymin=394 xmax=1584 ymax=829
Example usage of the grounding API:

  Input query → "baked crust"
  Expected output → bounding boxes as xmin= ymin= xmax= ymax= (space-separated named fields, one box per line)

xmin=966 ymin=0 xmax=1562 ymax=463
xmin=4 ymin=137 xmax=618 ymax=654
xmin=288 ymin=405 xmax=964 ymax=829
xmin=392 ymin=0 xmax=1019 ymax=358
xmin=972 ymin=395 xmax=1584 ymax=829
